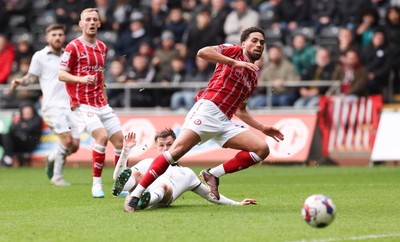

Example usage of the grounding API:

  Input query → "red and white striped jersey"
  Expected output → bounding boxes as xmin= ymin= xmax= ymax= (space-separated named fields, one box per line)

xmin=60 ymin=37 xmax=108 ymax=108
xmin=195 ymin=44 xmax=259 ymax=119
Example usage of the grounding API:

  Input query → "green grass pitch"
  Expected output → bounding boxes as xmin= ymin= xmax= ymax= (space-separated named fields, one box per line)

xmin=0 ymin=165 xmax=399 ymax=242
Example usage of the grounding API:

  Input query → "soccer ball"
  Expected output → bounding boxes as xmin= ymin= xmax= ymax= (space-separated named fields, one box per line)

xmin=302 ymin=194 xmax=336 ymax=228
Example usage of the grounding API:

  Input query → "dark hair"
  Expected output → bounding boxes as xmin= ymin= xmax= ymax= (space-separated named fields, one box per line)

xmin=240 ymin=26 xmax=265 ymax=43
xmin=46 ymin=23 xmax=66 ymax=33
xmin=154 ymin=128 xmax=176 ymax=142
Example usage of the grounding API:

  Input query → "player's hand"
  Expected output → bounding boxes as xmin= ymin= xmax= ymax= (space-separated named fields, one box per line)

xmin=10 ymin=79 xmax=23 ymax=91
xmin=233 ymin=60 xmax=260 ymax=72
xmin=262 ymin=126 xmax=284 ymax=142
xmin=124 ymin=132 xmax=137 ymax=148
xmin=81 ymin=75 xmax=96 ymax=85
xmin=239 ymin=198 xmax=257 ymax=205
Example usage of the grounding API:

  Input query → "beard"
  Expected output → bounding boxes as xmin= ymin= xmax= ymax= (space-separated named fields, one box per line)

xmin=50 ymin=42 xmax=63 ymax=51
xmin=247 ymin=50 xmax=262 ymax=62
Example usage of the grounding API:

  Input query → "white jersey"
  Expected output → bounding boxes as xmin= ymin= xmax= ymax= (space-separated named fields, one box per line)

xmin=131 ymin=159 xmax=239 ymax=206
xmin=29 ymin=46 xmax=70 ymax=110
xmin=132 ymin=159 xmax=201 ymax=203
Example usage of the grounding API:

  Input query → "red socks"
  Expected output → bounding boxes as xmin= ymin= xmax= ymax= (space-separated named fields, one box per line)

xmin=222 ymin=151 xmax=257 ymax=174
xmin=139 ymin=154 xmax=170 ymax=188
xmin=92 ymin=149 xmax=105 ymax=177
xmin=114 ymin=155 xmax=119 ymax=167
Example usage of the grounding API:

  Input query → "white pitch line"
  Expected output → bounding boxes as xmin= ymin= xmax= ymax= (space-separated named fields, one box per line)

xmin=289 ymin=233 xmax=400 ymax=242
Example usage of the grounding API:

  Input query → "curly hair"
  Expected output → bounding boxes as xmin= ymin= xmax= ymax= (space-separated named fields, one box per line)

xmin=240 ymin=27 xmax=265 ymax=43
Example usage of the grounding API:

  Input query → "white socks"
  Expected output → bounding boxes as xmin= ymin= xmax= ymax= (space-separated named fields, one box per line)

xmin=53 ymin=145 xmax=68 ymax=179
xmin=93 ymin=177 xmax=102 ymax=185
xmin=209 ymin=164 xmax=226 ymax=178
xmin=148 ymin=187 xmax=165 ymax=206
xmin=123 ymin=176 xmax=137 ymax=192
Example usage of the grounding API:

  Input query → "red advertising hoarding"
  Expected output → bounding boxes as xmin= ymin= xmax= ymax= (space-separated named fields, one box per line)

xmin=33 ymin=113 xmax=317 ymax=165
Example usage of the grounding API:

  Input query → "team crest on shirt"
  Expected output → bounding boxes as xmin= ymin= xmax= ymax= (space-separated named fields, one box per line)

xmin=87 ymin=112 xmax=94 ymax=117
xmin=194 ymin=119 xmax=202 ymax=125
xmin=79 ymin=52 xmax=88 ymax=59
xmin=61 ymin=52 xmax=71 ymax=62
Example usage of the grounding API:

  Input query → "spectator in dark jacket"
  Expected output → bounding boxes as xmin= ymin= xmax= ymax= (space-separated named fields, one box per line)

xmin=0 ymin=103 xmax=42 ymax=167
xmin=361 ymin=30 xmax=392 ymax=97
xmin=164 ymin=7 xmax=187 ymax=44
xmin=115 ymin=13 xmax=152 ymax=60
xmin=184 ymin=7 xmax=219 ymax=72
xmin=384 ymin=6 xmax=400 ymax=92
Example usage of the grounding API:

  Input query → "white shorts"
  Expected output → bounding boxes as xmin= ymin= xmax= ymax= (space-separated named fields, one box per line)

xmin=72 ymin=104 xmax=121 ymax=137
xmin=42 ymin=107 xmax=80 ymax=139
xmin=182 ymin=99 xmax=247 ymax=146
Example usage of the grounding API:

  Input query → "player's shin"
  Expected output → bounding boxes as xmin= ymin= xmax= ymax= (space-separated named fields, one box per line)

xmin=220 ymin=151 xmax=261 ymax=175
xmin=53 ymin=144 xmax=68 ymax=179
xmin=92 ymin=143 xmax=106 ymax=177
xmin=114 ymin=148 xmax=122 ymax=166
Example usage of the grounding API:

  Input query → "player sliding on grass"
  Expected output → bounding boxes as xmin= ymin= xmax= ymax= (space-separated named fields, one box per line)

xmin=125 ymin=27 xmax=284 ymax=212
xmin=113 ymin=129 xmax=256 ymax=211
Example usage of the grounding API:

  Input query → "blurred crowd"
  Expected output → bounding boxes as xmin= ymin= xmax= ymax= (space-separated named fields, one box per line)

xmin=1 ymin=0 xmax=400 ymax=111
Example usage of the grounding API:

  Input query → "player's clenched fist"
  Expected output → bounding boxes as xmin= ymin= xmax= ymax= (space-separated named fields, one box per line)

xmin=81 ymin=75 xmax=96 ymax=85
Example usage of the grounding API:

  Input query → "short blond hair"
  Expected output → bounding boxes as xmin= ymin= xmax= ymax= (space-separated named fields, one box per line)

xmin=80 ymin=8 xmax=99 ymax=20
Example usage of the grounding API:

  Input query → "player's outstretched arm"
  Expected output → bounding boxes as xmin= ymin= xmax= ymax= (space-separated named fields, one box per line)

xmin=113 ymin=132 xmax=136 ymax=180
xmin=235 ymin=103 xmax=284 ymax=142
xmin=9 ymin=73 xmax=38 ymax=92
xmin=193 ymin=183 xmax=255 ymax=206
xmin=197 ymin=46 xmax=259 ymax=71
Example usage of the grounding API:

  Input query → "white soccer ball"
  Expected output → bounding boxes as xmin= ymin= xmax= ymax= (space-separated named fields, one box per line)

xmin=302 ymin=194 xmax=336 ymax=228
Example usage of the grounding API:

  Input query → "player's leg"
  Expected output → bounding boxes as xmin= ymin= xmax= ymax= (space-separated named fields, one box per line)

xmin=109 ymin=130 xmax=124 ymax=167
xmin=126 ymin=129 xmax=200 ymax=211
xmin=101 ymin=106 xmax=124 ymax=168
xmin=139 ymin=183 xmax=172 ymax=209
xmin=73 ymin=105 xmax=108 ymax=197
xmin=50 ymin=131 xmax=74 ymax=186
xmin=90 ymin=127 xmax=109 ymax=198
xmin=43 ymin=108 xmax=80 ymax=185
xmin=201 ymin=130 xmax=269 ymax=199
xmin=125 ymin=183 xmax=172 ymax=212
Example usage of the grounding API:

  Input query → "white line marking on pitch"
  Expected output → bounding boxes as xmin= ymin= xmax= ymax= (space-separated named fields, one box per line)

xmin=289 ymin=233 xmax=400 ymax=242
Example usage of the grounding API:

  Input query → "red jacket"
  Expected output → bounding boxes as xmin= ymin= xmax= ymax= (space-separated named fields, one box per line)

xmin=0 ymin=43 xmax=15 ymax=84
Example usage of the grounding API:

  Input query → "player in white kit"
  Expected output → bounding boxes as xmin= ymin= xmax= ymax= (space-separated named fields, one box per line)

xmin=112 ymin=129 xmax=256 ymax=211
xmin=11 ymin=24 xmax=80 ymax=186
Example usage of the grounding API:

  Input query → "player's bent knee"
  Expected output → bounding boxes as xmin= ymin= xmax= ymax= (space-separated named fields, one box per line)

xmin=255 ymin=144 xmax=270 ymax=159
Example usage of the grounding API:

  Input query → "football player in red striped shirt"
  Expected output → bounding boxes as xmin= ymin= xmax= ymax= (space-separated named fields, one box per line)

xmin=59 ymin=8 xmax=124 ymax=198
xmin=125 ymin=26 xmax=284 ymax=212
